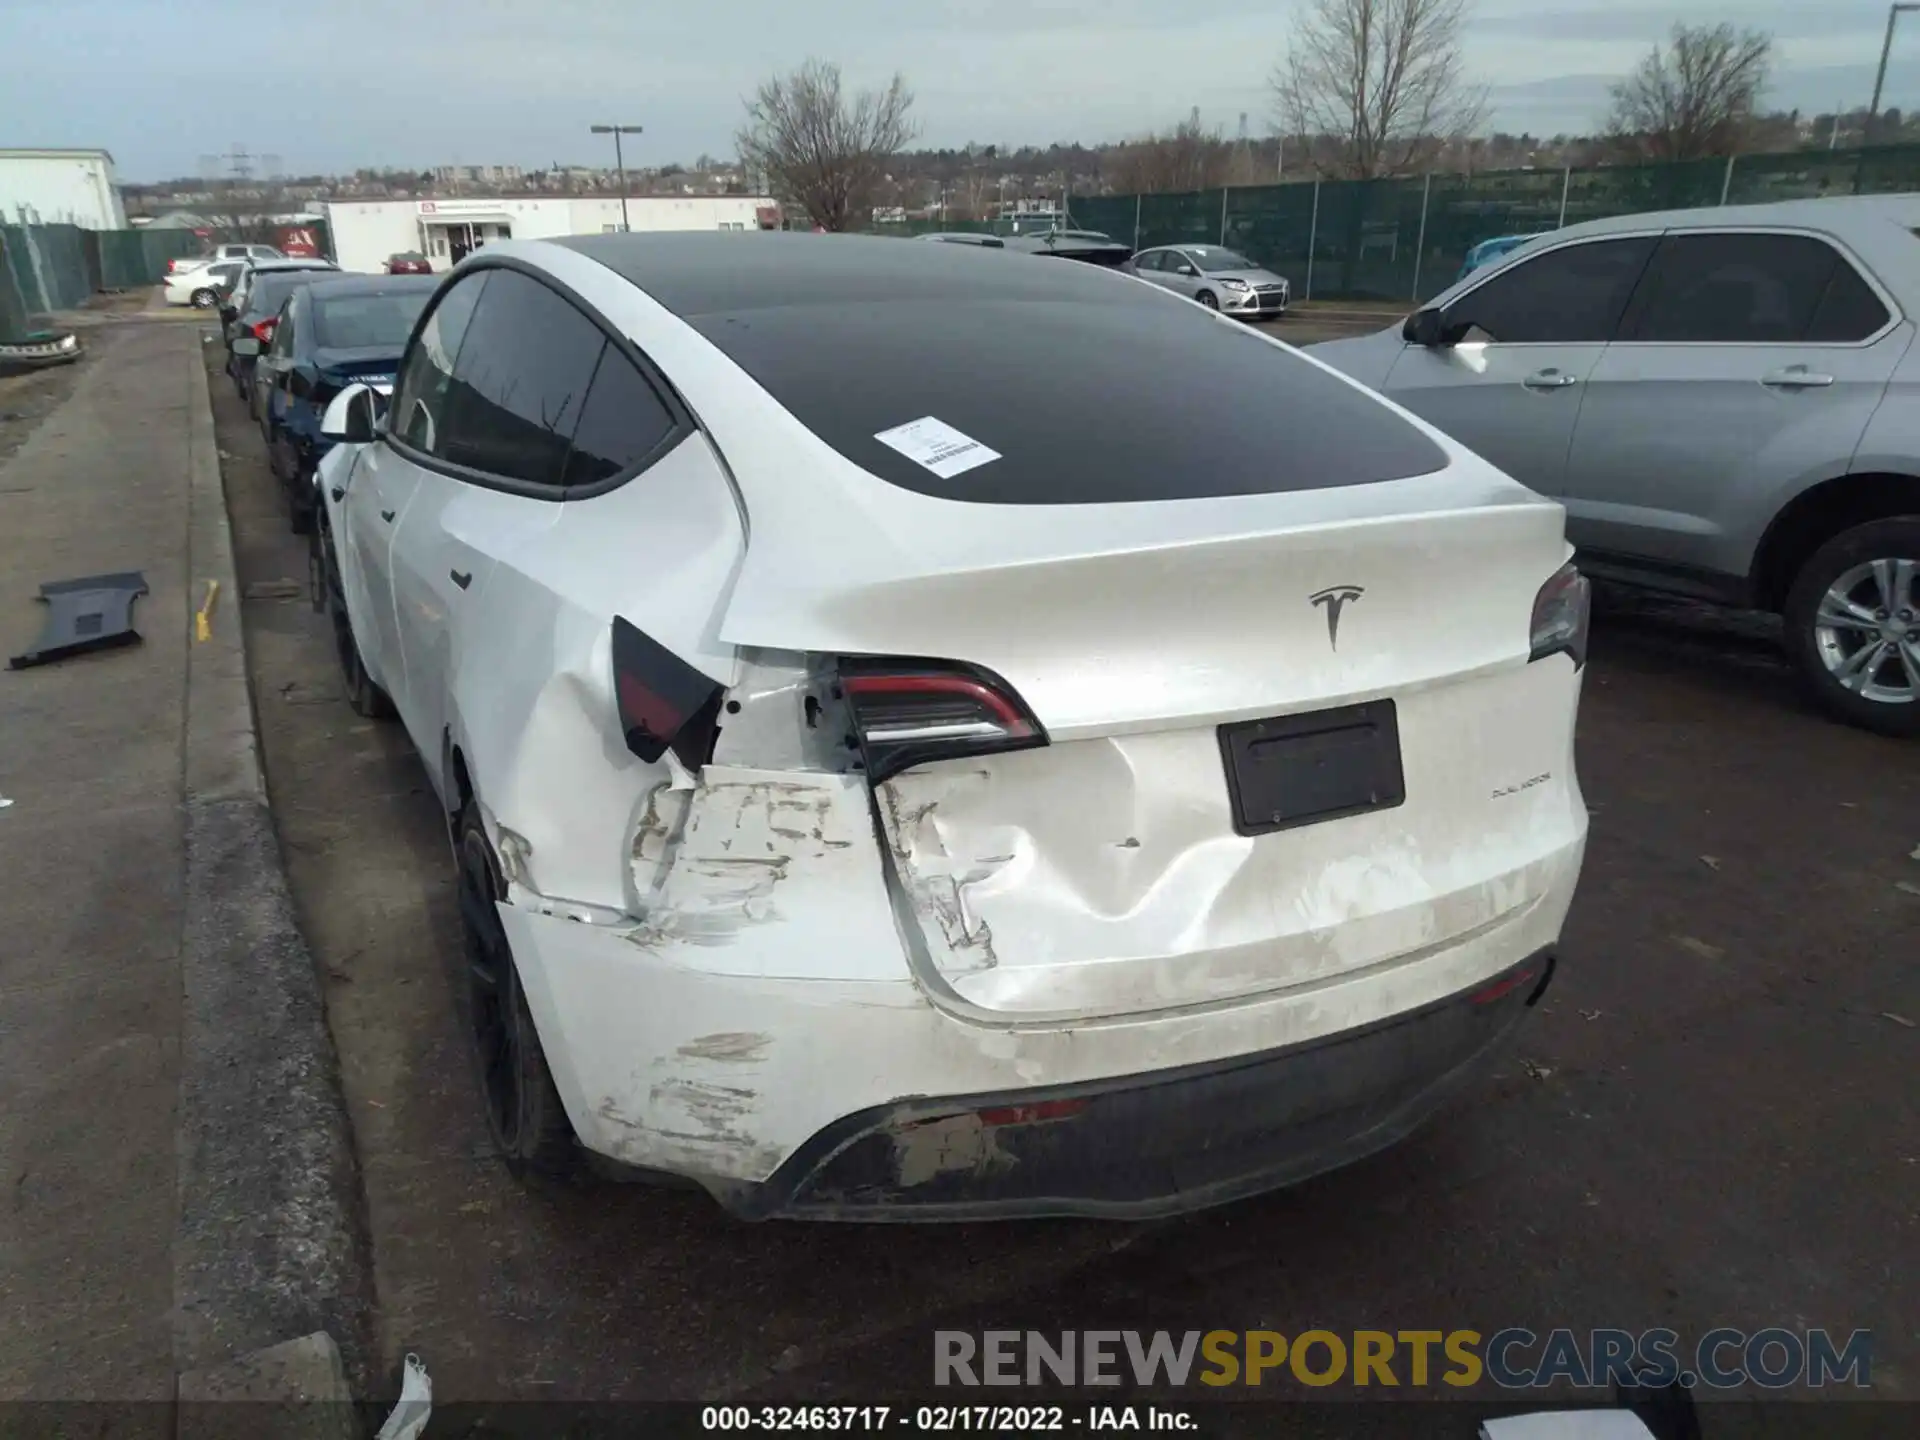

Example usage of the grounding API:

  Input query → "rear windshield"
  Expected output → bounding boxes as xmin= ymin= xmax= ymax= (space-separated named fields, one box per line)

xmin=690 ymin=295 xmax=1445 ymax=504
xmin=314 ymin=291 xmax=433 ymax=349
xmin=245 ymin=276 xmax=313 ymax=317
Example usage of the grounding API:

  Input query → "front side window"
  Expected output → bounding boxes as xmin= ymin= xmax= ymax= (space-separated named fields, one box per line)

xmin=1623 ymin=233 xmax=1838 ymax=343
xmin=1446 ymin=236 xmax=1657 ymax=344
xmin=1189 ymin=246 xmax=1255 ymax=272
xmin=391 ymin=272 xmax=489 ymax=456
xmin=437 ymin=268 xmax=605 ymax=487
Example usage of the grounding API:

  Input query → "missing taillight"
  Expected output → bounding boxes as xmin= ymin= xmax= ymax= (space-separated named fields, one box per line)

xmin=840 ymin=658 xmax=1046 ymax=783
xmin=1528 ymin=562 xmax=1591 ymax=669
xmin=610 ymin=617 xmax=724 ymax=768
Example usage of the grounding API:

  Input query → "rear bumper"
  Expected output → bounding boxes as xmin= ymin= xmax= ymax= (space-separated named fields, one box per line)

xmin=718 ymin=951 xmax=1553 ymax=1221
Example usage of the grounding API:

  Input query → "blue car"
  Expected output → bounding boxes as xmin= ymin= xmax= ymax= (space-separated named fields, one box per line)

xmin=248 ymin=273 xmax=438 ymax=533
xmin=1455 ymin=233 xmax=1540 ymax=283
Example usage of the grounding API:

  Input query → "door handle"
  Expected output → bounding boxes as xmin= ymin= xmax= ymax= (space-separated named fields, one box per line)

xmin=1761 ymin=367 xmax=1834 ymax=389
xmin=1523 ymin=369 xmax=1579 ymax=390
xmin=330 ymin=485 xmax=345 ymax=502
xmin=380 ymin=508 xmax=396 ymax=523
xmin=450 ymin=569 xmax=472 ymax=591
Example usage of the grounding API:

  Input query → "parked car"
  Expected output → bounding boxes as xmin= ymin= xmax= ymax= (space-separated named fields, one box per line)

xmin=1457 ymin=233 xmax=1541 ymax=282
xmin=164 ymin=259 xmax=246 ymax=309
xmin=167 ymin=243 xmax=283 ymax=277
xmin=386 ymin=251 xmax=433 ymax=275
xmin=312 ymin=231 xmax=1589 ymax=1213
xmin=1309 ymin=194 xmax=1920 ymax=735
xmin=1128 ymin=244 xmax=1291 ymax=318
xmin=243 ymin=273 xmax=436 ymax=533
xmin=1001 ymin=228 xmax=1134 ymax=267
xmin=222 ymin=260 xmax=343 ymax=409
xmin=917 ymin=233 xmax=1005 ymax=248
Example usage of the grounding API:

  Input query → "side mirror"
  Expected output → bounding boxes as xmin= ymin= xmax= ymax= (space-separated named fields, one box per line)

xmin=1177 ymin=264 xmax=1200 ymax=277
xmin=1403 ymin=306 xmax=1451 ymax=348
xmin=232 ymin=336 xmax=261 ymax=357
xmin=320 ymin=383 xmax=380 ymax=444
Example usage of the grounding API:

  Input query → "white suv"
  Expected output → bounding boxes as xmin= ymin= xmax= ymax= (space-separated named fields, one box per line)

xmin=312 ymin=234 xmax=1590 ymax=1218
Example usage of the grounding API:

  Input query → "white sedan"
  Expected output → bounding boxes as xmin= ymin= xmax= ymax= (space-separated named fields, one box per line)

xmin=164 ymin=258 xmax=246 ymax=309
xmin=311 ymin=233 xmax=1590 ymax=1219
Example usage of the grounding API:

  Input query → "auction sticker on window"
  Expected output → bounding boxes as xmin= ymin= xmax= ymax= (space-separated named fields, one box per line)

xmin=873 ymin=416 xmax=1001 ymax=479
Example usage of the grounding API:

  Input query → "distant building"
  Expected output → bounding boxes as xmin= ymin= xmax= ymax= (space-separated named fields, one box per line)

xmin=432 ymin=164 xmax=526 ymax=186
xmin=321 ymin=194 xmax=781 ymax=272
xmin=0 ymin=147 xmax=127 ymax=229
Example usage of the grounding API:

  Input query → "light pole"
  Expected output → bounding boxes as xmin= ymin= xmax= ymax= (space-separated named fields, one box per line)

xmin=1869 ymin=4 xmax=1920 ymax=140
xmin=589 ymin=124 xmax=643 ymax=231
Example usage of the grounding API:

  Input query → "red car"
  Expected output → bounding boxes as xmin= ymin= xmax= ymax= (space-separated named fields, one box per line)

xmin=385 ymin=251 xmax=433 ymax=275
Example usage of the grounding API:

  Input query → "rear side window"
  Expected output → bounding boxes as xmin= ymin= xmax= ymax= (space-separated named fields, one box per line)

xmin=439 ymin=268 xmax=604 ymax=488
xmin=392 ymin=272 xmax=489 ymax=456
xmin=1447 ymin=236 xmax=1656 ymax=343
xmin=314 ymin=291 xmax=433 ymax=349
xmin=561 ymin=348 xmax=679 ymax=488
xmin=1622 ymin=233 xmax=1844 ymax=344
xmin=1806 ymin=258 xmax=1892 ymax=342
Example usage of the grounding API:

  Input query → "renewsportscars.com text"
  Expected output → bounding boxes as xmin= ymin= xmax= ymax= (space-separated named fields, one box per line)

xmin=933 ymin=1328 xmax=1872 ymax=1391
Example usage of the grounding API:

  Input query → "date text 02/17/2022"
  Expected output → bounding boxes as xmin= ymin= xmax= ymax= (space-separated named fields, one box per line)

xmin=700 ymin=1406 xmax=1197 ymax=1432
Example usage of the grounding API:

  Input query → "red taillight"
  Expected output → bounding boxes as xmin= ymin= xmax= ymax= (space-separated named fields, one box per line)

xmin=840 ymin=659 xmax=1046 ymax=783
xmin=611 ymin=617 xmax=723 ymax=766
xmin=976 ymin=1099 xmax=1088 ymax=1127
xmin=1468 ymin=968 xmax=1538 ymax=1006
xmin=251 ymin=318 xmax=277 ymax=343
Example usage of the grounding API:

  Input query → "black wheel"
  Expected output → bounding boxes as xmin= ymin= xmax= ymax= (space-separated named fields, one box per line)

xmin=455 ymin=801 xmax=577 ymax=1176
xmin=1782 ymin=517 xmax=1920 ymax=737
xmin=191 ymin=288 xmax=218 ymax=309
xmin=1197 ymin=290 xmax=1219 ymax=310
xmin=317 ymin=510 xmax=396 ymax=720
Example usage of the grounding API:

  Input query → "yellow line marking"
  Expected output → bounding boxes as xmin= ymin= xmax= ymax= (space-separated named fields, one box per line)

xmin=195 ymin=579 xmax=219 ymax=642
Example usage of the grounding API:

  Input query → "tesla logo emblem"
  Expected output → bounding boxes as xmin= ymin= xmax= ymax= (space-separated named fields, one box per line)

xmin=1309 ymin=585 xmax=1365 ymax=650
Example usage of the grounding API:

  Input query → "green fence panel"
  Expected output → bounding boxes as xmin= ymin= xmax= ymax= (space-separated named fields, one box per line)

xmin=1223 ymin=182 xmax=1319 ymax=282
xmin=1069 ymin=195 xmax=1135 ymax=243
xmin=0 ymin=233 xmax=30 ymax=339
xmin=1726 ymin=143 xmax=1920 ymax=204
xmin=1136 ymin=189 xmax=1224 ymax=252
xmin=1304 ymin=177 xmax=1431 ymax=302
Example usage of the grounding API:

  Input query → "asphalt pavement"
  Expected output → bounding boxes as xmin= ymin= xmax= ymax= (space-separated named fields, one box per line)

xmin=199 ymin=324 xmax=1920 ymax=1432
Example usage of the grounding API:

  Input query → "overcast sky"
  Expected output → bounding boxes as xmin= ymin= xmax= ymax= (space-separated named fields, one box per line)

xmin=3 ymin=0 xmax=1918 ymax=180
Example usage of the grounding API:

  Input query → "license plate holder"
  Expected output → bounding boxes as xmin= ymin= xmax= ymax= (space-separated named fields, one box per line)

xmin=1218 ymin=700 xmax=1405 ymax=836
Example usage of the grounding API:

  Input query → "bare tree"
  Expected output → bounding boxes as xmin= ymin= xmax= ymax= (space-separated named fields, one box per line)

xmin=1271 ymin=0 xmax=1487 ymax=179
xmin=1104 ymin=115 xmax=1235 ymax=194
xmin=736 ymin=59 xmax=918 ymax=231
xmin=1604 ymin=23 xmax=1773 ymax=161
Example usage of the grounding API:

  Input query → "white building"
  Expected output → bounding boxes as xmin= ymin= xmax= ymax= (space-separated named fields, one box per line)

xmin=321 ymin=195 xmax=781 ymax=273
xmin=0 ymin=147 xmax=127 ymax=229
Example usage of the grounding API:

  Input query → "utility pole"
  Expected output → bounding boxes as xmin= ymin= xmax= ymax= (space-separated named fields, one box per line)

xmin=1869 ymin=5 xmax=1920 ymax=141
xmin=590 ymin=124 xmax=644 ymax=231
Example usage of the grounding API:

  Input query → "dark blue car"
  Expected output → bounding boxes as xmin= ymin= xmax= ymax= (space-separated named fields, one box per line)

xmin=248 ymin=273 xmax=437 ymax=532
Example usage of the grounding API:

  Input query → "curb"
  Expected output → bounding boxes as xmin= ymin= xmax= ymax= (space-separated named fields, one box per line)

xmin=175 ymin=333 xmax=374 ymax=1400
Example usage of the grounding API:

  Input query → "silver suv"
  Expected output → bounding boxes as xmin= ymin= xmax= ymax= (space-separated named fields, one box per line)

xmin=1310 ymin=195 xmax=1920 ymax=736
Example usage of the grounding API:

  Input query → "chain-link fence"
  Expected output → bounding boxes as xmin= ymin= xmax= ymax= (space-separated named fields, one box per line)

xmin=1068 ymin=143 xmax=1920 ymax=303
xmin=1 ymin=224 xmax=206 ymax=338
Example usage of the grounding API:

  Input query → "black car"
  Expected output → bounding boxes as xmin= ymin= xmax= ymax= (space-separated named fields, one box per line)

xmin=222 ymin=261 xmax=341 ymax=412
xmin=244 ymin=273 xmax=436 ymax=532
xmin=1001 ymin=229 xmax=1134 ymax=267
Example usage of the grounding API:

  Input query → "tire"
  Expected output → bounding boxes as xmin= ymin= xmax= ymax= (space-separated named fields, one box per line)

xmin=1782 ymin=517 xmax=1920 ymax=737
xmin=317 ymin=511 xmax=396 ymax=720
xmin=288 ymin=455 xmax=316 ymax=536
xmin=1197 ymin=290 xmax=1219 ymax=310
xmin=191 ymin=288 xmax=217 ymax=309
xmin=454 ymin=800 xmax=577 ymax=1177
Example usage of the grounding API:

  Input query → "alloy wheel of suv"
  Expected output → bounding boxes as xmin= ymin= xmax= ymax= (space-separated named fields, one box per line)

xmin=1784 ymin=518 xmax=1920 ymax=737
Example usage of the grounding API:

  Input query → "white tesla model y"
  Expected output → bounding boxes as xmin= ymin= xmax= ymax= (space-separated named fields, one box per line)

xmin=311 ymin=232 xmax=1590 ymax=1220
